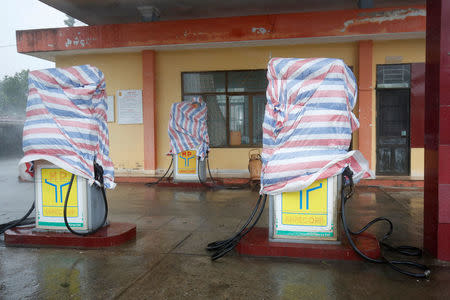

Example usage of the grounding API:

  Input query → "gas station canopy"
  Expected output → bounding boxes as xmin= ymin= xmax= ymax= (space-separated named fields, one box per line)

xmin=40 ymin=0 xmax=424 ymax=25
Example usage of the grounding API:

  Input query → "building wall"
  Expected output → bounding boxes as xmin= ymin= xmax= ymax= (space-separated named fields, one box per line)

xmin=56 ymin=53 xmax=144 ymax=171
xmin=372 ymin=39 xmax=426 ymax=177
xmin=54 ymin=39 xmax=425 ymax=177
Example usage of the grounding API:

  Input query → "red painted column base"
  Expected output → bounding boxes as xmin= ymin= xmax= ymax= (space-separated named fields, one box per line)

xmin=4 ymin=222 xmax=136 ymax=248
xmin=236 ymin=227 xmax=380 ymax=261
xmin=437 ymin=224 xmax=450 ymax=261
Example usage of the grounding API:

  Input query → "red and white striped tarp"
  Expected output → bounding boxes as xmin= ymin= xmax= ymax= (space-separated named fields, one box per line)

xmin=18 ymin=65 xmax=116 ymax=189
xmin=168 ymin=97 xmax=209 ymax=159
xmin=261 ymin=58 xmax=373 ymax=195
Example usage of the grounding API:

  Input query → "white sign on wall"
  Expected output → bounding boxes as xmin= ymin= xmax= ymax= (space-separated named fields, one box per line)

xmin=106 ymin=95 xmax=115 ymax=122
xmin=117 ymin=90 xmax=143 ymax=124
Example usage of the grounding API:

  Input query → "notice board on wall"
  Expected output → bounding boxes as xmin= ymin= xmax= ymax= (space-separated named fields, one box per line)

xmin=117 ymin=90 xmax=143 ymax=124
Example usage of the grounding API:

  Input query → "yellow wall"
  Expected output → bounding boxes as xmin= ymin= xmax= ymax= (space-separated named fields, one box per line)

xmin=56 ymin=53 xmax=144 ymax=171
xmin=372 ymin=39 xmax=426 ymax=176
xmin=156 ymin=43 xmax=358 ymax=172
xmin=411 ymin=148 xmax=425 ymax=178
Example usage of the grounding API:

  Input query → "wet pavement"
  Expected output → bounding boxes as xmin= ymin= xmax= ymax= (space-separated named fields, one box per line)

xmin=1 ymin=156 xmax=450 ymax=299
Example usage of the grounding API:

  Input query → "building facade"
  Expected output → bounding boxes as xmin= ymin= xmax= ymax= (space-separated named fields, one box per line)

xmin=16 ymin=5 xmax=427 ymax=179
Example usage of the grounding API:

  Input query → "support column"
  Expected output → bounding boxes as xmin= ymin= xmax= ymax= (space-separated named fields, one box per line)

xmin=358 ymin=40 xmax=373 ymax=169
xmin=142 ymin=50 xmax=157 ymax=172
xmin=424 ymin=0 xmax=450 ymax=260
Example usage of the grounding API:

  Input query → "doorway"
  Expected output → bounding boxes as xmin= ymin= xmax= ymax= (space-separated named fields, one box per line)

xmin=376 ymin=89 xmax=410 ymax=175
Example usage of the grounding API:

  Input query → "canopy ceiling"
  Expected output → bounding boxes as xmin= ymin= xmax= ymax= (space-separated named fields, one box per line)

xmin=40 ymin=0 xmax=425 ymax=25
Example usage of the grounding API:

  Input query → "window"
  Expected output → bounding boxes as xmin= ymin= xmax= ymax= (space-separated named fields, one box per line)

xmin=182 ymin=70 xmax=267 ymax=147
xmin=376 ymin=64 xmax=411 ymax=89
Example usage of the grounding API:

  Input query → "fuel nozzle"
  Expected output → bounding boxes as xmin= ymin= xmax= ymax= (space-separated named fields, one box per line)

xmin=94 ymin=162 xmax=104 ymax=187
xmin=342 ymin=167 xmax=354 ymax=187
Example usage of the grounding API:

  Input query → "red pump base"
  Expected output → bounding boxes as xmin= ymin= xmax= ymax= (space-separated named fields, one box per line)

xmin=4 ymin=222 xmax=136 ymax=248
xmin=236 ymin=227 xmax=380 ymax=261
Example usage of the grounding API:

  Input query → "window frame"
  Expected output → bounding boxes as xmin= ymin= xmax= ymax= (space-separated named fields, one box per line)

xmin=181 ymin=70 xmax=267 ymax=148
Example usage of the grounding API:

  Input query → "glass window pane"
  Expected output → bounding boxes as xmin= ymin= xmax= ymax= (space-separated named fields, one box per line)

xmin=227 ymin=70 xmax=267 ymax=92
xmin=183 ymin=72 xmax=225 ymax=93
xmin=229 ymin=95 xmax=249 ymax=145
xmin=205 ymin=95 xmax=227 ymax=147
xmin=252 ymin=95 xmax=266 ymax=145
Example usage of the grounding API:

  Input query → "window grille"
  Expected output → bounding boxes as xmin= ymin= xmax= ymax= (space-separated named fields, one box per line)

xmin=376 ymin=64 xmax=411 ymax=88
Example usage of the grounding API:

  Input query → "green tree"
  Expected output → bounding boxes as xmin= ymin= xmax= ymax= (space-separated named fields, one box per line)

xmin=0 ymin=70 xmax=29 ymax=117
xmin=64 ymin=14 xmax=75 ymax=27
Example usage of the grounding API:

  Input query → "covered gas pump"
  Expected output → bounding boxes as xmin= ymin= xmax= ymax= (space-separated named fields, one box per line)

xmin=207 ymin=58 xmax=371 ymax=258
xmin=17 ymin=65 xmax=115 ymax=235
xmin=168 ymin=97 xmax=209 ymax=183
xmin=262 ymin=58 xmax=372 ymax=243
xmin=208 ymin=57 xmax=430 ymax=278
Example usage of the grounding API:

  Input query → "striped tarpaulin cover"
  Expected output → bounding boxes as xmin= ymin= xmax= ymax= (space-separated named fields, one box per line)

xmin=18 ymin=65 xmax=116 ymax=189
xmin=261 ymin=58 xmax=373 ymax=195
xmin=168 ymin=97 xmax=209 ymax=159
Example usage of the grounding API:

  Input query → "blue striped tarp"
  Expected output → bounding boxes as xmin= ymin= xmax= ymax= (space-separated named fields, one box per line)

xmin=18 ymin=65 xmax=115 ymax=189
xmin=261 ymin=58 xmax=373 ymax=194
xmin=168 ymin=97 xmax=209 ymax=159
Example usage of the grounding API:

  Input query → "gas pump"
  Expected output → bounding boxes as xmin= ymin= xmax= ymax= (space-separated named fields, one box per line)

xmin=168 ymin=97 xmax=209 ymax=183
xmin=208 ymin=58 xmax=430 ymax=278
xmin=158 ymin=97 xmax=248 ymax=188
xmin=207 ymin=57 xmax=369 ymax=257
xmin=5 ymin=65 xmax=115 ymax=235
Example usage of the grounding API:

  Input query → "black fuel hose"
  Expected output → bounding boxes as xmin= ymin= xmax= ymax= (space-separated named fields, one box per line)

xmin=201 ymin=155 xmax=250 ymax=190
xmin=211 ymin=195 xmax=266 ymax=260
xmin=207 ymin=194 xmax=263 ymax=251
xmin=146 ymin=159 xmax=173 ymax=186
xmin=207 ymin=194 xmax=267 ymax=260
xmin=63 ymin=163 xmax=108 ymax=236
xmin=0 ymin=202 xmax=35 ymax=235
xmin=341 ymin=167 xmax=431 ymax=279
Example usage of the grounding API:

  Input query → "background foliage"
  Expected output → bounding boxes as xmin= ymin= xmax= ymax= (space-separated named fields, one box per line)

xmin=0 ymin=70 xmax=29 ymax=117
